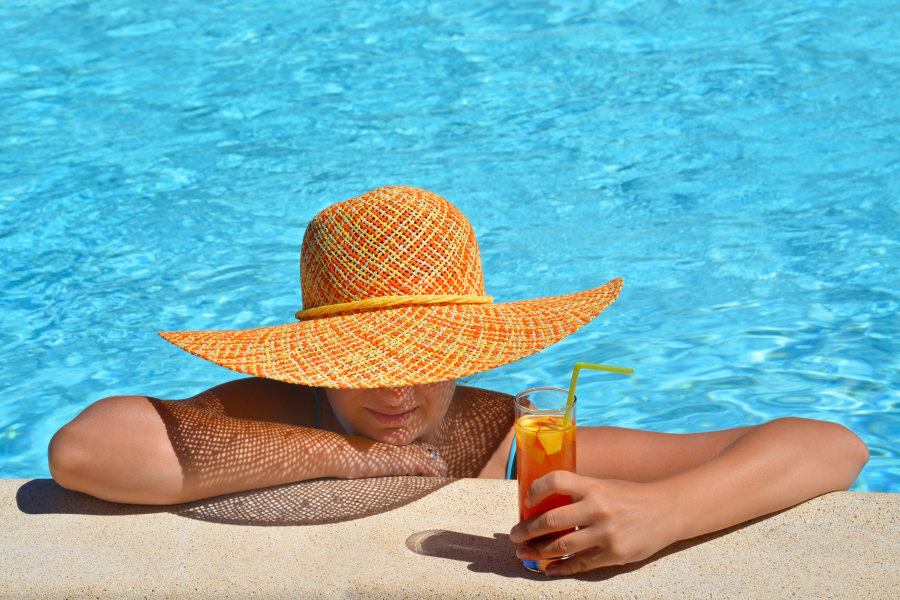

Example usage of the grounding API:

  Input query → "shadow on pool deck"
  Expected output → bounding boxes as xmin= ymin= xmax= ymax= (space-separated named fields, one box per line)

xmin=404 ymin=507 xmax=787 ymax=583
xmin=16 ymin=477 xmax=791 ymax=583
xmin=15 ymin=476 xmax=455 ymax=526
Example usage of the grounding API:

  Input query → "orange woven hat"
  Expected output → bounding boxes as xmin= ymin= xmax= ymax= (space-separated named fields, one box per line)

xmin=159 ymin=186 xmax=623 ymax=388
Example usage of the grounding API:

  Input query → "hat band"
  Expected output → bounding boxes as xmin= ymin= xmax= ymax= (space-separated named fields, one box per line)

xmin=295 ymin=294 xmax=494 ymax=320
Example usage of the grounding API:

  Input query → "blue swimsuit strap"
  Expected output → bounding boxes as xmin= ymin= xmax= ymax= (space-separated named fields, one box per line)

xmin=505 ymin=439 xmax=517 ymax=480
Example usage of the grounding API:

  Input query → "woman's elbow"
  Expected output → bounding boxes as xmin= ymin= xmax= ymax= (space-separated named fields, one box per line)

xmin=47 ymin=419 xmax=127 ymax=500
xmin=801 ymin=418 xmax=869 ymax=489
xmin=770 ymin=417 xmax=868 ymax=490
xmin=48 ymin=422 xmax=91 ymax=492
xmin=46 ymin=395 xmax=186 ymax=505
xmin=843 ymin=424 xmax=870 ymax=474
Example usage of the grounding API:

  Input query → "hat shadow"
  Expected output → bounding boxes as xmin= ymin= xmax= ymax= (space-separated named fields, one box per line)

xmin=16 ymin=476 xmax=455 ymax=526
xmin=405 ymin=508 xmax=788 ymax=581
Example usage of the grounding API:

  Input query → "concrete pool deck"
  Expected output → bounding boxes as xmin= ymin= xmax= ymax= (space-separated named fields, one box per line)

xmin=1 ymin=478 xmax=897 ymax=599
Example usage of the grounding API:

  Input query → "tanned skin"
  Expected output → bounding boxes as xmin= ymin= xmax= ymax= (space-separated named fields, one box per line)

xmin=49 ymin=377 xmax=868 ymax=576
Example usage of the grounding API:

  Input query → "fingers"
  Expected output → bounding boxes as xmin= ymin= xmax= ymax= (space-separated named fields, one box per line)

xmin=416 ymin=445 xmax=448 ymax=477
xmin=521 ymin=526 xmax=659 ymax=576
xmin=544 ymin=552 xmax=603 ymax=577
xmin=514 ymin=527 xmax=595 ymax=563
xmin=511 ymin=477 xmax=673 ymax=576
xmin=519 ymin=538 xmax=650 ymax=577
xmin=426 ymin=455 xmax=449 ymax=477
xmin=510 ymin=471 xmax=591 ymax=543
xmin=404 ymin=442 xmax=448 ymax=477
xmin=544 ymin=546 xmax=643 ymax=576
xmin=526 ymin=470 xmax=589 ymax=508
xmin=347 ymin=438 xmax=448 ymax=478
xmin=510 ymin=501 xmax=585 ymax=543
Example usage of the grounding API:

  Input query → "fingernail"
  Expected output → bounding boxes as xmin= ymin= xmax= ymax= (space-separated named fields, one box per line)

xmin=509 ymin=528 xmax=521 ymax=543
xmin=545 ymin=566 xmax=559 ymax=576
xmin=515 ymin=546 xmax=528 ymax=559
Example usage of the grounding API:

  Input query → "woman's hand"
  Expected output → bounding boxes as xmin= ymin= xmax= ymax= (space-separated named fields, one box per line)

xmin=340 ymin=436 xmax=449 ymax=479
xmin=509 ymin=471 xmax=676 ymax=576
xmin=509 ymin=419 xmax=868 ymax=576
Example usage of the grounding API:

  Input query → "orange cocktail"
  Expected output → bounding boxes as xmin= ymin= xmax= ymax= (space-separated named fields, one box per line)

xmin=514 ymin=387 xmax=576 ymax=573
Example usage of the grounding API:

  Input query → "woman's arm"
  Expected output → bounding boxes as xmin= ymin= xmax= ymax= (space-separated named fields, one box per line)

xmin=511 ymin=417 xmax=869 ymax=575
xmin=575 ymin=425 xmax=756 ymax=482
xmin=661 ymin=417 xmax=868 ymax=540
xmin=48 ymin=382 xmax=446 ymax=505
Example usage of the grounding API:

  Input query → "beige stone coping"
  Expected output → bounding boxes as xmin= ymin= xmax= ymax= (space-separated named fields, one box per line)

xmin=1 ymin=478 xmax=898 ymax=599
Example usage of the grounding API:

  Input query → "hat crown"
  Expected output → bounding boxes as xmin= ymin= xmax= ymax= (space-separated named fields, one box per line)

xmin=301 ymin=187 xmax=486 ymax=310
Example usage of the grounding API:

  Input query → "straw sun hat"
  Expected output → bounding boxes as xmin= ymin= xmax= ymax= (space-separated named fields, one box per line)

xmin=159 ymin=186 xmax=623 ymax=388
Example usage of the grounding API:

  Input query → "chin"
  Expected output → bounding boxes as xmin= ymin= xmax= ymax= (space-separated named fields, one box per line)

xmin=373 ymin=428 xmax=417 ymax=446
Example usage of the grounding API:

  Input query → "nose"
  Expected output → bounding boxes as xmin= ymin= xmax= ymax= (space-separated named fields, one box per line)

xmin=372 ymin=386 xmax=415 ymax=406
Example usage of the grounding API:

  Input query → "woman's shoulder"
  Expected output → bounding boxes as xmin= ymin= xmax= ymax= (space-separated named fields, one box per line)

xmin=443 ymin=385 xmax=516 ymax=478
xmin=454 ymin=384 xmax=514 ymax=404
xmin=451 ymin=385 xmax=516 ymax=425
xmin=179 ymin=377 xmax=317 ymax=427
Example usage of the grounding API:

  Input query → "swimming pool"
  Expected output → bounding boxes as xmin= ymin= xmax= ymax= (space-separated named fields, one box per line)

xmin=1 ymin=0 xmax=897 ymax=492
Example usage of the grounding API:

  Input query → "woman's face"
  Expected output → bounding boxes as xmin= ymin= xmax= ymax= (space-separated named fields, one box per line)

xmin=325 ymin=380 xmax=456 ymax=446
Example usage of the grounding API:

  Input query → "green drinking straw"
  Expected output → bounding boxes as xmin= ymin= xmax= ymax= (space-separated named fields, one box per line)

xmin=563 ymin=362 xmax=634 ymax=426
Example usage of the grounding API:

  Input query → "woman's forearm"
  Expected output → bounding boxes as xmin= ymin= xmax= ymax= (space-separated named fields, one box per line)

xmin=148 ymin=399 xmax=369 ymax=503
xmin=48 ymin=396 xmax=436 ymax=505
xmin=659 ymin=417 xmax=869 ymax=542
xmin=49 ymin=396 xmax=354 ymax=504
xmin=510 ymin=417 xmax=868 ymax=576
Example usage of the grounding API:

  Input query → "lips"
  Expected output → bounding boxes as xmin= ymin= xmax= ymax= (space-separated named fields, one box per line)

xmin=366 ymin=407 xmax=416 ymax=425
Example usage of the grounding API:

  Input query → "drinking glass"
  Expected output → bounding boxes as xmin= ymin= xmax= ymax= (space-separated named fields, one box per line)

xmin=514 ymin=387 xmax=576 ymax=573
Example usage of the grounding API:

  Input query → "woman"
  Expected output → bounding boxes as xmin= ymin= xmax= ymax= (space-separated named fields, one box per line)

xmin=48 ymin=186 xmax=868 ymax=576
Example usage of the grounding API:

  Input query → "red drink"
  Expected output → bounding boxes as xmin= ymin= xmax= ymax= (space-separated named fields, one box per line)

xmin=514 ymin=390 xmax=577 ymax=573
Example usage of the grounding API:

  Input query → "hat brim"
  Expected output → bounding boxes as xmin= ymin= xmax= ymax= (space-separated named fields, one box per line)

xmin=159 ymin=278 xmax=623 ymax=388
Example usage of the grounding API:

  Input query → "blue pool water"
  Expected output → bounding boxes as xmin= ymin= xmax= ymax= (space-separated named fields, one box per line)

xmin=1 ymin=1 xmax=898 ymax=491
